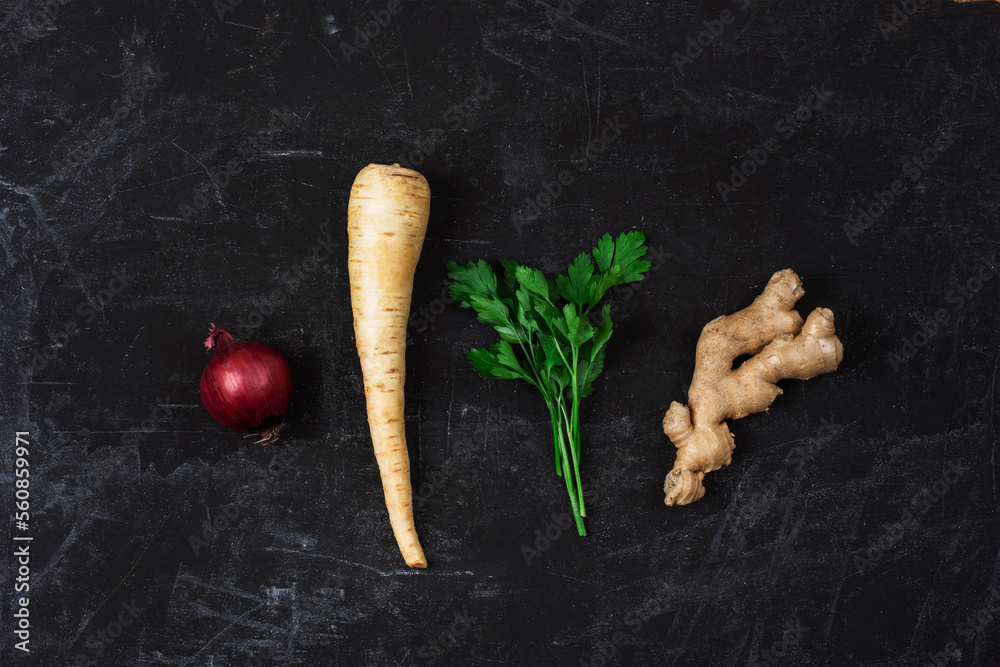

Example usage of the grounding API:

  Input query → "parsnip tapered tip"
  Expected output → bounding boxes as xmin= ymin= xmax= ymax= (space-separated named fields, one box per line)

xmin=406 ymin=554 xmax=428 ymax=568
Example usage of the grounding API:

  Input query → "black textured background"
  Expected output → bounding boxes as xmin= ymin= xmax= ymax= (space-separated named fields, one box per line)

xmin=2 ymin=1 xmax=1000 ymax=665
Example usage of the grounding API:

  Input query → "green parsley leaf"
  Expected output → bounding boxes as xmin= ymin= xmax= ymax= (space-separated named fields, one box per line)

xmin=515 ymin=264 xmax=551 ymax=300
xmin=446 ymin=260 xmax=498 ymax=306
xmin=556 ymin=253 xmax=596 ymax=308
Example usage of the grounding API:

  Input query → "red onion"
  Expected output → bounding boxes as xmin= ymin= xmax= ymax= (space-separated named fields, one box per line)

xmin=200 ymin=324 xmax=292 ymax=444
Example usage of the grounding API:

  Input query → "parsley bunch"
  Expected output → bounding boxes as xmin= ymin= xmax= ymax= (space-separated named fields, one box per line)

xmin=446 ymin=232 xmax=651 ymax=535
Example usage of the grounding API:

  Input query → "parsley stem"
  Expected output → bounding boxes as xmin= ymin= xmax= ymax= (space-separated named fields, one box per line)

xmin=569 ymin=344 xmax=585 ymax=514
xmin=555 ymin=410 xmax=587 ymax=536
xmin=510 ymin=327 xmax=562 ymax=477
xmin=548 ymin=401 xmax=562 ymax=475
xmin=560 ymin=387 xmax=585 ymax=518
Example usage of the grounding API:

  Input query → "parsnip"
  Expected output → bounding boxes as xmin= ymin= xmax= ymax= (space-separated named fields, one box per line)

xmin=348 ymin=163 xmax=429 ymax=568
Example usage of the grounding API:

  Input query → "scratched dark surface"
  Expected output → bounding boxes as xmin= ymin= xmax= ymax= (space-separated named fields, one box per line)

xmin=2 ymin=0 xmax=1000 ymax=665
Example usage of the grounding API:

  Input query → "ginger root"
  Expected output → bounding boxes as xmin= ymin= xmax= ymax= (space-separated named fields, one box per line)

xmin=662 ymin=269 xmax=843 ymax=506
